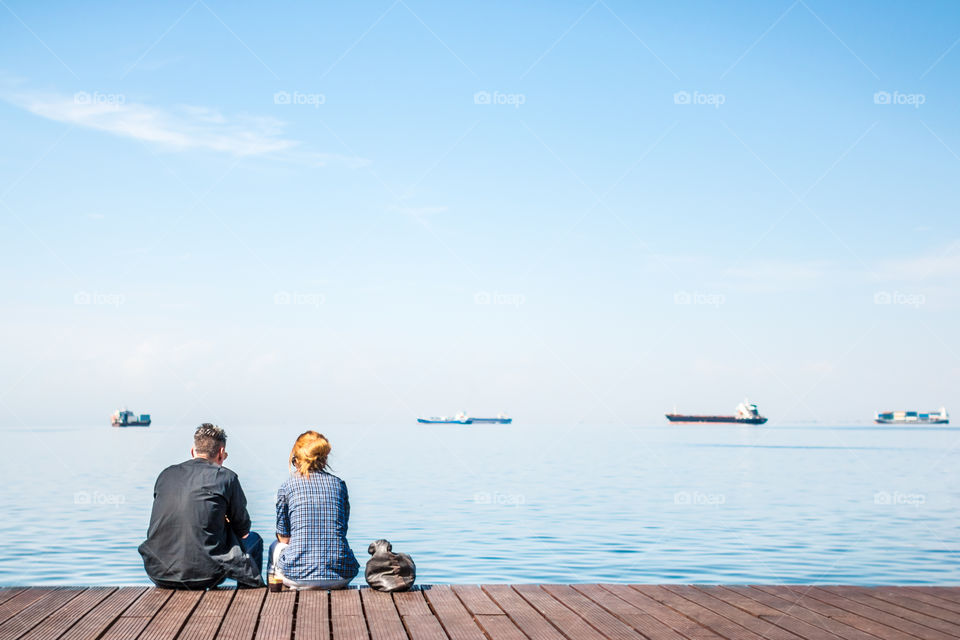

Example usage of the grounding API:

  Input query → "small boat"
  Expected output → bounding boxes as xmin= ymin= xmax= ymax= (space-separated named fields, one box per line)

xmin=469 ymin=413 xmax=512 ymax=424
xmin=666 ymin=400 xmax=767 ymax=425
xmin=111 ymin=408 xmax=151 ymax=427
xmin=417 ymin=412 xmax=472 ymax=424
xmin=875 ymin=408 xmax=949 ymax=425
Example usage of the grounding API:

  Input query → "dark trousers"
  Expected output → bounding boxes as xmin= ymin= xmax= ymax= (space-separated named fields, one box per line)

xmin=242 ymin=531 xmax=264 ymax=580
xmin=151 ymin=531 xmax=264 ymax=590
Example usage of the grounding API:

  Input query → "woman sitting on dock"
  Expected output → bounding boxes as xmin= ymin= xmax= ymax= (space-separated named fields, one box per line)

xmin=268 ymin=431 xmax=359 ymax=589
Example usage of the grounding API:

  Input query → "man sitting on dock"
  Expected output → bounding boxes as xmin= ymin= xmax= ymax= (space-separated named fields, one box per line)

xmin=138 ymin=423 xmax=264 ymax=589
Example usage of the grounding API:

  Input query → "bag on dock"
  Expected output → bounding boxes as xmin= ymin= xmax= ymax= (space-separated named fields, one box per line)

xmin=365 ymin=539 xmax=416 ymax=592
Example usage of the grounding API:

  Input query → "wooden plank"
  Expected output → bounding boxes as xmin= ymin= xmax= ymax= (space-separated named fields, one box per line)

xmin=0 ymin=589 xmax=84 ymax=640
xmin=0 ymin=593 xmax=26 ymax=609
xmin=330 ymin=590 xmax=367 ymax=640
xmin=391 ymin=592 xmax=432 ymax=618
xmin=178 ymin=590 xmax=235 ymax=640
xmin=696 ymin=586 xmax=787 ymax=617
xmin=663 ymin=585 xmax=812 ymax=640
xmin=636 ymin=585 xmax=771 ymax=640
xmin=216 ymin=589 xmax=265 ymax=640
xmin=358 ymin=589 xmax=406 ymax=640
xmin=422 ymin=586 xmax=485 ymax=640
xmin=192 ymin=590 xmax=237 ymax=618
xmin=916 ymin=587 xmax=960 ymax=604
xmin=398 ymin=614 xmax=445 ymax=640
xmin=138 ymin=590 xmax=203 ymax=640
xmin=392 ymin=591 xmax=445 ymax=640
xmin=482 ymin=585 xmax=566 ymax=640
xmin=571 ymin=584 xmax=693 ymax=640
xmin=331 ymin=610 xmax=367 ymax=640
xmin=699 ymin=587 xmax=843 ymax=640
xmin=0 ymin=590 xmax=57 ymax=627
xmin=59 ymin=587 xmax=147 ymax=640
xmin=122 ymin=589 xmax=174 ymax=619
xmin=18 ymin=588 xmax=114 ymax=640
xmin=752 ymin=586 xmax=919 ymax=640
xmin=98 ymin=588 xmax=173 ymax=640
xmin=833 ymin=585 xmax=960 ymax=624
xmin=724 ymin=586 xmax=882 ymax=640
xmin=295 ymin=591 xmax=329 ymax=640
xmin=443 ymin=586 xmax=525 ymax=640
xmin=473 ymin=615 xmax=527 ymax=640
xmin=812 ymin=586 xmax=960 ymax=639
xmin=448 ymin=586 xmax=502 ymax=616
xmin=255 ymin=590 xmax=295 ymax=640
xmin=179 ymin=618 xmax=223 ymax=640
xmin=331 ymin=591 xmax=364 ymax=618
xmin=541 ymin=584 xmax=645 ymax=640
xmin=599 ymin=584 xmax=725 ymax=640
xmin=878 ymin=587 xmax=960 ymax=616
xmin=512 ymin=584 xmax=608 ymax=640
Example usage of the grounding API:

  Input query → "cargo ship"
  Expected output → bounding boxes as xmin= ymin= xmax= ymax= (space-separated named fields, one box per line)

xmin=875 ymin=408 xmax=949 ymax=425
xmin=666 ymin=400 xmax=767 ymax=425
xmin=469 ymin=413 xmax=512 ymax=424
xmin=417 ymin=412 xmax=472 ymax=424
xmin=111 ymin=408 xmax=151 ymax=427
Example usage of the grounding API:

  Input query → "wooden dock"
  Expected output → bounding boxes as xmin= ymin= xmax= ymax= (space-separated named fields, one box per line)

xmin=1 ymin=584 xmax=959 ymax=640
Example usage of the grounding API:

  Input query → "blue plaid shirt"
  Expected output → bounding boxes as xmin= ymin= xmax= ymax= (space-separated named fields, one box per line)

xmin=275 ymin=471 xmax=359 ymax=582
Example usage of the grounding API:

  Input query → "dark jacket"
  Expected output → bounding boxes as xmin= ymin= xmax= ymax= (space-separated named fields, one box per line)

xmin=138 ymin=457 xmax=263 ymax=588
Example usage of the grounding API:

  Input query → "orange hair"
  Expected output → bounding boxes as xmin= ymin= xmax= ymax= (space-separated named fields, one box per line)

xmin=289 ymin=431 xmax=331 ymax=476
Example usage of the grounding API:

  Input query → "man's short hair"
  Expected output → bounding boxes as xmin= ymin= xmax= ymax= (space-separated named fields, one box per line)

xmin=194 ymin=423 xmax=227 ymax=458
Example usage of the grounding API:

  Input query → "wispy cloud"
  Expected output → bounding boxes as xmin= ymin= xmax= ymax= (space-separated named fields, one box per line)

xmin=703 ymin=248 xmax=960 ymax=306
xmin=873 ymin=253 xmax=960 ymax=282
xmin=2 ymin=85 xmax=368 ymax=167
xmin=720 ymin=260 xmax=830 ymax=293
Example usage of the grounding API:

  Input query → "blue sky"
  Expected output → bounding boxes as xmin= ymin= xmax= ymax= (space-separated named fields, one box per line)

xmin=1 ymin=1 xmax=959 ymax=426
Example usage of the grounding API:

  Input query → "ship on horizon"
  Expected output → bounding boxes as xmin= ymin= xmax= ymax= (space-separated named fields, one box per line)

xmin=469 ymin=413 xmax=512 ymax=424
xmin=666 ymin=400 xmax=767 ymax=425
xmin=417 ymin=412 xmax=512 ymax=424
xmin=111 ymin=408 xmax=151 ymax=427
xmin=417 ymin=412 xmax=472 ymax=424
xmin=875 ymin=408 xmax=949 ymax=425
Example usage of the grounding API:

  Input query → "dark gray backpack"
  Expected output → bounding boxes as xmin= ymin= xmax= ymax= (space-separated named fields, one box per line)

xmin=365 ymin=539 xmax=416 ymax=592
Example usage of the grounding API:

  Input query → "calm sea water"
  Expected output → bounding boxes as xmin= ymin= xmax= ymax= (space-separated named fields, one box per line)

xmin=1 ymin=422 xmax=958 ymax=585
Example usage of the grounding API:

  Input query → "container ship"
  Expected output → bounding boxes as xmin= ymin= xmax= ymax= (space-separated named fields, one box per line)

xmin=111 ymin=408 xmax=151 ymax=427
xmin=875 ymin=408 xmax=949 ymax=425
xmin=666 ymin=401 xmax=767 ymax=425
xmin=469 ymin=413 xmax=512 ymax=424
xmin=417 ymin=412 xmax=513 ymax=424
xmin=418 ymin=412 xmax=472 ymax=424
